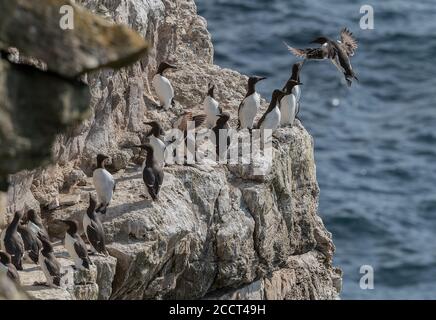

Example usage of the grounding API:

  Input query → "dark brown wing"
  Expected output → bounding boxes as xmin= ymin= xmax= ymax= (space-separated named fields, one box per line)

xmin=86 ymin=221 xmax=106 ymax=254
xmin=192 ymin=114 xmax=206 ymax=128
xmin=340 ymin=28 xmax=358 ymax=56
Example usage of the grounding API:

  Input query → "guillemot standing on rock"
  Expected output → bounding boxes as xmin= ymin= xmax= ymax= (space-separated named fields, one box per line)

xmin=285 ymin=28 xmax=358 ymax=86
xmin=280 ymin=79 xmax=303 ymax=127
xmin=285 ymin=61 xmax=304 ymax=105
xmin=93 ymin=154 xmax=116 ymax=214
xmin=37 ymin=235 xmax=65 ymax=287
xmin=17 ymin=223 xmax=42 ymax=264
xmin=143 ymin=121 xmax=166 ymax=169
xmin=141 ymin=145 xmax=164 ymax=201
xmin=212 ymin=112 xmax=231 ymax=160
xmin=0 ymin=251 xmax=20 ymax=285
xmin=83 ymin=194 xmax=108 ymax=256
xmin=1 ymin=211 xmax=24 ymax=270
xmin=62 ymin=220 xmax=91 ymax=270
xmin=203 ymin=84 xmax=222 ymax=128
xmin=257 ymin=89 xmax=286 ymax=134
xmin=238 ymin=76 xmax=266 ymax=130
xmin=152 ymin=62 xmax=177 ymax=110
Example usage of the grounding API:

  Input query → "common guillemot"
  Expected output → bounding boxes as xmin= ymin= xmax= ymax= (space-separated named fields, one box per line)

xmin=143 ymin=121 xmax=166 ymax=169
xmin=83 ymin=194 xmax=108 ymax=256
xmin=285 ymin=28 xmax=358 ymax=86
xmin=92 ymin=154 xmax=116 ymax=214
xmin=238 ymin=76 xmax=266 ymax=130
xmin=280 ymin=79 xmax=303 ymax=127
xmin=141 ymin=144 xmax=164 ymax=201
xmin=152 ymin=62 xmax=177 ymax=110
xmin=203 ymin=84 xmax=222 ymax=128
xmin=62 ymin=220 xmax=91 ymax=270
xmin=1 ymin=211 xmax=24 ymax=270
xmin=0 ymin=251 xmax=20 ymax=285
xmin=37 ymin=235 xmax=65 ymax=287
xmin=257 ymin=89 xmax=286 ymax=134
xmin=212 ymin=112 xmax=231 ymax=160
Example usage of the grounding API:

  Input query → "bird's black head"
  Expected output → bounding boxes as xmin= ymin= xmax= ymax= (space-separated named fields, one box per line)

xmin=24 ymin=209 xmax=38 ymax=224
xmin=156 ymin=62 xmax=177 ymax=75
xmin=311 ymin=36 xmax=329 ymax=44
xmin=12 ymin=211 xmax=24 ymax=224
xmin=0 ymin=251 xmax=12 ymax=264
xmin=284 ymin=79 xmax=303 ymax=93
xmin=61 ymin=220 xmax=79 ymax=235
xmin=248 ymin=76 xmax=267 ymax=86
xmin=144 ymin=121 xmax=165 ymax=137
xmin=96 ymin=154 xmax=110 ymax=169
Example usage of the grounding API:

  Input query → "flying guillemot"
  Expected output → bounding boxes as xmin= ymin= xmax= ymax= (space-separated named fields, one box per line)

xmin=285 ymin=28 xmax=358 ymax=86
xmin=152 ymin=62 xmax=177 ymax=110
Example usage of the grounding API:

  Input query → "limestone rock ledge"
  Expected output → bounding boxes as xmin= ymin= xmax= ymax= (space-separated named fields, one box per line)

xmin=1 ymin=0 xmax=342 ymax=300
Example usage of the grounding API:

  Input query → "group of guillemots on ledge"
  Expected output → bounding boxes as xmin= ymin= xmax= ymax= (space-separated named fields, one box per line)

xmin=0 ymin=28 xmax=358 ymax=289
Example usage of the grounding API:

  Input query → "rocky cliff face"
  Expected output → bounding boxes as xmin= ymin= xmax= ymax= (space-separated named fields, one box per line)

xmin=1 ymin=0 xmax=341 ymax=299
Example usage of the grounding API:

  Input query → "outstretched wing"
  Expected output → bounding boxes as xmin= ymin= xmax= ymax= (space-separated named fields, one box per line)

xmin=284 ymin=42 xmax=331 ymax=60
xmin=339 ymin=28 xmax=358 ymax=56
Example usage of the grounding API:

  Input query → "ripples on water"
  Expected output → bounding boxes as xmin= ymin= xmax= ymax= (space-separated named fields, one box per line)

xmin=197 ymin=0 xmax=436 ymax=299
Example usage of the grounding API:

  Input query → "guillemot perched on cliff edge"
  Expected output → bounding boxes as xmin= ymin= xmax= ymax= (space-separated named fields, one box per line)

xmin=93 ymin=154 xmax=116 ymax=214
xmin=37 ymin=235 xmax=65 ymax=287
xmin=152 ymin=62 xmax=177 ymax=110
xmin=285 ymin=61 xmax=304 ymax=105
xmin=143 ymin=121 xmax=166 ymax=169
xmin=285 ymin=28 xmax=358 ymax=86
xmin=257 ymin=89 xmax=286 ymax=133
xmin=62 ymin=220 xmax=91 ymax=270
xmin=238 ymin=76 xmax=266 ymax=130
xmin=83 ymin=194 xmax=108 ymax=256
xmin=280 ymin=79 xmax=303 ymax=127
xmin=1 ymin=211 xmax=24 ymax=270
xmin=141 ymin=144 xmax=164 ymax=201
xmin=0 ymin=251 xmax=20 ymax=285
xmin=203 ymin=83 xmax=222 ymax=128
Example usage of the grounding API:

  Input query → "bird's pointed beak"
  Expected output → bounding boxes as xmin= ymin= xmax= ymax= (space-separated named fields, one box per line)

xmin=259 ymin=77 xmax=267 ymax=81
xmin=169 ymin=64 xmax=177 ymax=69
xmin=298 ymin=82 xmax=303 ymax=85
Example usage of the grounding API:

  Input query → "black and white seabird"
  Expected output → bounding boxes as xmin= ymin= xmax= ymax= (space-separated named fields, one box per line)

xmin=285 ymin=61 xmax=304 ymax=105
xmin=23 ymin=209 xmax=49 ymax=240
xmin=152 ymin=62 xmax=177 ymax=110
xmin=285 ymin=28 xmax=358 ymax=86
xmin=257 ymin=89 xmax=286 ymax=134
xmin=83 ymin=194 xmax=108 ymax=256
xmin=143 ymin=121 xmax=166 ymax=169
xmin=0 ymin=251 xmax=20 ymax=285
xmin=1 ymin=211 xmax=24 ymax=270
xmin=141 ymin=145 xmax=164 ymax=201
xmin=92 ymin=154 xmax=116 ymax=214
xmin=37 ymin=235 xmax=65 ymax=287
xmin=17 ymin=222 xmax=42 ymax=264
xmin=280 ymin=79 xmax=303 ymax=127
xmin=62 ymin=220 xmax=91 ymax=270
xmin=212 ymin=112 xmax=231 ymax=159
xmin=203 ymin=84 xmax=222 ymax=128
xmin=238 ymin=76 xmax=266 ymax=130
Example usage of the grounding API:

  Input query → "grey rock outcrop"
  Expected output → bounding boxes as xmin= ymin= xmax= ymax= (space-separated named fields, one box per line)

xmin=1 ymin=0 xmax=341 ymax=300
